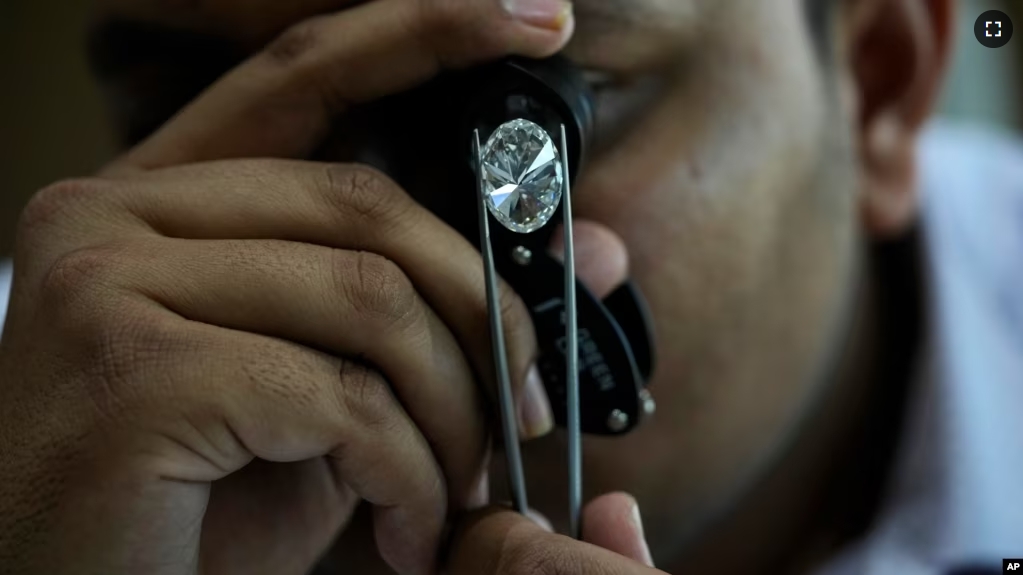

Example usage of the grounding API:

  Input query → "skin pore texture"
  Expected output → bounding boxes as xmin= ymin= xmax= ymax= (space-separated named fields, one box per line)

xmin=4 ymin=0 xmax=950 ymax=573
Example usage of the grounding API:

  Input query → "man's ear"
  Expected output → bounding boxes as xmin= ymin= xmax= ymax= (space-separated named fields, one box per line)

xmin=838 ymin=0 xmax=954 ymax=238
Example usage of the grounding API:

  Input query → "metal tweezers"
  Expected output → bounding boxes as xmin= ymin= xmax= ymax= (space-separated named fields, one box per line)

xmin=473 ymin=125 xmax=582 ymax=539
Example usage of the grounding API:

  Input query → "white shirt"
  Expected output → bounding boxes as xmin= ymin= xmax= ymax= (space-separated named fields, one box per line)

xmin=815 ymin=122 xmax=1023 ymax=574
xmin=0 ymin=121 xmax=1020 ymax=572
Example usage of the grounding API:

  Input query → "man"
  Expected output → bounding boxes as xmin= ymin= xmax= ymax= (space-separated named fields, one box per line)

xmin=0 ymin=0 xmax=1019 ymax=573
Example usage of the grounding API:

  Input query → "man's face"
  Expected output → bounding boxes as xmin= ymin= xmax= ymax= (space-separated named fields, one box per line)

xmin=102 ymin=0 xmax=864 ymax=561
xmin=525 ymin=0 xmax=860 ymax=553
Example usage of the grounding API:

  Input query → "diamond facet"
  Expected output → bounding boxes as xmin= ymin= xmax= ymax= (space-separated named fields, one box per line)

xmin=480 ymin=119 xmax=563 ymax=234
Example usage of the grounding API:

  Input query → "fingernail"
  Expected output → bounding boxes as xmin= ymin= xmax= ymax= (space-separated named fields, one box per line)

xmin=502 ymin=0 xmax=573 ymax=31
xmin=519 ymin=364 xmax=554 ymax=440
xmin=628 ymin=501 xmax=655 ymax=568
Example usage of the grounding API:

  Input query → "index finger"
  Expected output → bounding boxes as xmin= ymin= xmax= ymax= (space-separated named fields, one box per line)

xmin=448 ymin=507 xmax=667 ymax=575
xmin=106 ymin=0 xmax=574 ymax=173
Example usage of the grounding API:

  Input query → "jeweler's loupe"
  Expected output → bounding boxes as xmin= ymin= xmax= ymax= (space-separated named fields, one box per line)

xmin=331 ymin=55 xmax=658 ymax=534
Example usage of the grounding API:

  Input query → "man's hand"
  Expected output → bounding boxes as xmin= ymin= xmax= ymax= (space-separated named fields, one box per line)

xmin=447 ymin=493 xmax=665 ymax=575
xmin=0 ymin=1 xmax=573 ymax=574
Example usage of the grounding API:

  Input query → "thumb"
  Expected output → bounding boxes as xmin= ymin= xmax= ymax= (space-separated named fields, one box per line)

xmin=446 ymin=504 xmax=665 ymax=575
xmin=581 ymin=492 xmax=655 ymax=567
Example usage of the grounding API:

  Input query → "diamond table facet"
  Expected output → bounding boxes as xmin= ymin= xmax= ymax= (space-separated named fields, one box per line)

xmin=481 ymin=119 xmax=564 ymax=234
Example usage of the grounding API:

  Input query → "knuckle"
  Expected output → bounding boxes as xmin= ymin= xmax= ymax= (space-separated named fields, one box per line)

xmin=264 ymin=16 xmax=328 ymax=66
xmin=332 ymin=360 xmax=398 ymax=432
xmin=340 ymin=251 xmax=420 ymax=329
xmin=320 ymin=164 xmax=413 ymax=234
xmin=18 ymin=178 xmax=108 ymax=241
xmin=41 ymin=245 xmax=123 ymax=304
xmin=35 ymin=247 xmax=190 ymax=409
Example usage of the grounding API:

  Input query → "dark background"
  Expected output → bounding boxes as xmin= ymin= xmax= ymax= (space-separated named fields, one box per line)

xmin=1 ymin=1 xmax=115 ymax=257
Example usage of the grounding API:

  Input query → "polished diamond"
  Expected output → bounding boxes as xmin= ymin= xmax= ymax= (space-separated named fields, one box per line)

xmin=481 ymin=119 xmax=563 ymax=234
